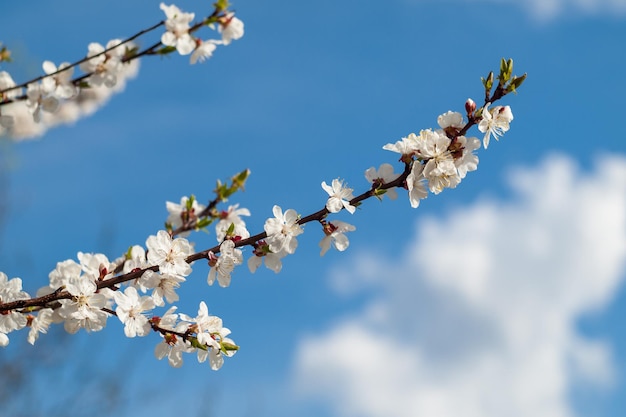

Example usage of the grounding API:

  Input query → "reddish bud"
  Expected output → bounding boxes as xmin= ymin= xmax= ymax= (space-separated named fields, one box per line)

xmin=207 ymin=252 xmax=218 ymax=268
xmin=465 ymin=98 xmax=476 ymax=115
xmin=98 ymin=264 xmax=108 ymax=280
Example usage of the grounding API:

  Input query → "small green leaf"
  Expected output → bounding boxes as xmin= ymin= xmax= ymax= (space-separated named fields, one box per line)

xmin=185 ymin=195 xmax=196 ymax=211
xmin=190 ymin=337 xmax=208 ymax=351
xmin=373 ymin=188 xmax=387 ymax=201
xmin=156 ymin=45 xmax=177 ymax=55
xmin=215 ymin=169 xmax=251 ymax=202
xmin=507 ymin=73 xmax=527 ymax=93
xmin=214 ymin=0 xmax=230 ymax=12
xmin=0 ymin=45 xmax=12 ymax=63
xmin=123 ymin=45 xmax=139 ymax=61
xmin=221 ymin=341 xmax=239 ymax=353
xmin=196 ymin=217 xmax=214 ymax=229
xmin=481 ymin=71 xmax=494 ymax=91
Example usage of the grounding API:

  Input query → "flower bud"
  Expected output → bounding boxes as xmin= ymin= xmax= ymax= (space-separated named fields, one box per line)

xmin=98 ymin=264 xmax=108 ymax=280
xmin=465 ymin=98 xmax=476 ymax=115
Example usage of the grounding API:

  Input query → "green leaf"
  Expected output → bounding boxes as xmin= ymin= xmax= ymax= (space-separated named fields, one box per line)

xmin=214 ymin=0 xmax=230 ymax=12
xmin=185 ymin=195 xmax=196 ymax=211
xmin=498 ymin=58 xmax=514 ymax=86
xmin=214 ymin=169 xmax=252 ymax=202
xmin=156 ymin=45 xmax=177 ymax=55
xmin=507 ymin=73 xmax=527 ymax=93
xmin=221 ymin=341 xmax=239 ymax=353
xmin=196 ymin=217 xmax=215 ymax=229
xmin=0 ymin=45 xmax=12 ymax=63
xmin=123 ymin=45 xmax=139 ymax=61
xmin=481 ymin=71 xmax=494 ymax=91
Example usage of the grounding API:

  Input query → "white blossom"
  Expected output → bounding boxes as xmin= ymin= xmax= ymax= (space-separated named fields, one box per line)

xmin=322 ymin=178 xmax=356 ymax=214
xmin=0 ymin=272 xmax=30 ymax=300
xmin=365 ymin=163 xmax=399 ymax=200
xmin=25 ymin=82 xmax=59 ymax=123
xmin=207 ymin=240 xmax=243 ymax=287
xmin=416 ymin=129 xmax=452 ymax=163
xmin=158 ymin=306 xmax=180 ymax=331
xmin=199 ymin=335 xmax=237 ymax=370
xmin=215 ymin=204 xmax=250 ymax=242
xmin=77 ymin=252 xmax=111 ymax=279
xmin=59 ymin=277 xmax=108 ymax=334
xmin=79 ymin=40 xmax=127 ymax=87
xmin=154 ymin=306 xmax=191 ymax=368
xmin=437 ymin=111 xmax=464 ymax=129
xmin=478 ymin=103 xmax=514 ymax=149
xmin=406 ymin=162 xmax=428 ymax=208
xmin=423 ymin=159 xmax=461 ymax=194
xmin=320 ymin=220 xmax=356 ymax=256
xmin=122 ymin=245 xmax=149 ymax=274
xmin=155 ymin=333 xmax=188 ymax=368
xmin=49 ymin=259 xmax=82 ymax=288
xmin=416 ymin=129 xmax=460 ymax=194
xmin=138 ymin=270 xmax=185 ymax=306
xmin=382 ymin=132 xmax=420 ymax=157
xmin=264 ymin=205 xmax=304 ymax=254
xmin=248 ymin=242 xmax=286 ymax=274
xmin=182 ymin=302 xmax=236 ymax=371
xmin=0 ymin=273 xmax=29 ymax=335
xmin=160 ymin=3 xmax=196 ymax=55
xmin=0 ymin=71 xmax=20 ymax=100
xmin=27 ymin=309 xmax=53 ymax=345
xmin=454 ymin=135 xmax=481 ymax=178
xmin=191 ymin=40 xmax=219 ymax=64
xmin=182 ymin=302 xmax=222 ymax=350
xmin=114 ymin=286 xmax=155 ymax=337
xmin=166 ymin=196 xmax=206 ymax=237
xmin=218 ymin=12 xmax=244 ymax=45
xmin=146 ymin=230 xmax=193 ymax=277
xmin=41 ymin=61 xmax=77 ymax=99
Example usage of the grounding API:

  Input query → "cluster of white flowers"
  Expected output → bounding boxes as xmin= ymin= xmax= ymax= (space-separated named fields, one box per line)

xmin=383 ymin=104 xmax=512 ymax=207
xmin=0 ymin=229 xmax=237 ymax=369
xmin=0 ymin=97 xmax=515 ymax=364
xmin=0 ymin=47 xmax=139 ymax=140
xmin=157 ymin=302 xmax=236 ymax=369
xmin=160 ymin=4 xmax=243 ymax=64
xmin=0 ymin=273 xmax=30 ymax=346
xmin=0 ymin=16 xmax=520 ymax=370
xmin=0 ymin=2 xmax=244 ymax=141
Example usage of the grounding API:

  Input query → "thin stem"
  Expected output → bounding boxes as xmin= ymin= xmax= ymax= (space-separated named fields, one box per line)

xmin=0 ymin=7 xmax=226 ymax=105
xmin=0 ymin=21 xmax=164 ymax=97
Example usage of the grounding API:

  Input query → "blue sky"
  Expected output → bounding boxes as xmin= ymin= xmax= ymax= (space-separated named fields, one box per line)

xmin=1 ymin=0 xmax=626 ymax=416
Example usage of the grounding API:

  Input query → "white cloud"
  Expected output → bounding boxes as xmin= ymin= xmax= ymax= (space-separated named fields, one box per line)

xmin=292 ymin=154 xmax=626 ymax=417
xmin=520 ymin=0 xmax=626 ymax=19
xmin=410 ymin=0 xmax=626 ymax=20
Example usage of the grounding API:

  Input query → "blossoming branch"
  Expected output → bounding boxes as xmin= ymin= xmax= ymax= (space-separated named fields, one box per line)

xmin=0 ymin=1 xmax=525 ymax=370
xmin=0 ymin=1 xmax=244 ymax=140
